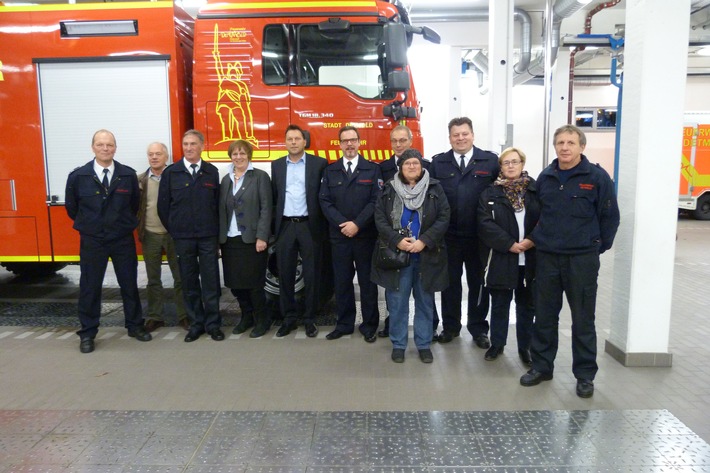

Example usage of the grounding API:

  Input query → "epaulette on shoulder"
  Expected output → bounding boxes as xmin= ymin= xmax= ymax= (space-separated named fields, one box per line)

xmin=431 ymin=152 xmax=446 ymax=161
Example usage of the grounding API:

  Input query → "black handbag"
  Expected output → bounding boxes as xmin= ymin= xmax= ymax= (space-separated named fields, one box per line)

xmin=375 ymin=212 xmax=414 ymax=270
xmin=375 ymin=239 xmax=410 ymax=270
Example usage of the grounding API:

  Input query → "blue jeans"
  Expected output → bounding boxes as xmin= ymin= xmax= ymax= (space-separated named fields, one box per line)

xmin=386 ymin=256 xmax=434 ymax=350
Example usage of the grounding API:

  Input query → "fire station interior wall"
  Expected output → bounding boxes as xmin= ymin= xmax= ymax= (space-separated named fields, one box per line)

xmin=38 ymin=60 xmax=173 ymax=203
xmin=408 ymin=38 xmax=710 ymax=179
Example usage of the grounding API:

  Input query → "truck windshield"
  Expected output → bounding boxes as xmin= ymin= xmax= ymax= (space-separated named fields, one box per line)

xmin=263 ymin=23 xmax=388 ymax=99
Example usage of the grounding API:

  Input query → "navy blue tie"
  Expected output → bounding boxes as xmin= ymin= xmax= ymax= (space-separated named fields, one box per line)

xmin=102 ymin=169 xmax=109 ymax=189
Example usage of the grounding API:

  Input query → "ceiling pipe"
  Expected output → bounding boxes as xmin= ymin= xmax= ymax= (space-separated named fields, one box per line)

xmin=514 ymin=0 xmax=591 ymax=87
xmin=568 ymin=0 xmax=622 ymax=122
xmin=410 ymin=8 xmax=532 ymax=75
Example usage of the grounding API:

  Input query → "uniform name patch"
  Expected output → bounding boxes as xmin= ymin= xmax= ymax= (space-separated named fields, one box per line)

xmin=579 ymin=183 xmax=595 ymax=190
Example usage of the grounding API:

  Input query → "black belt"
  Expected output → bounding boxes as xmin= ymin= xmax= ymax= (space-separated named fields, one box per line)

xmin=283 ymin=216 xmax=308 ymax=222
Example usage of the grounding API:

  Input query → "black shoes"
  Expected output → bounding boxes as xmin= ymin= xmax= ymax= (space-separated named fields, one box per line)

xmin=232 ymin=318 xmax=254 ymax=335
xmin=473 ymin=334 xmax=491 ymax=349
xmin=184 ymin=329 xmax=205 ymax=342
xmin=276 ymin=322 xmax=297 ymax=337
xmin=363 ymin=332 xmax=377 ymax=343
xmin=326 ymin=329 xmax=349 ymax=340
xmin=518 ymin=349 xmax=532 ymax=366
xmin=418 ymin=349 xmax=434 ymax=363
xmin=436 ymin=331 xmax=460 ymax=344
xmin=79 ymin=338 xmax=94 ymax=354
xmin=391 ymin=348 xmax=405 ymax=363
xmin=576 ymin=379 xmax=594 ymax=398
xmin=520 ymin=369 xmax=553 ymax=386
xmin=249 ymin=325 xmax=269 ymax=338
xmin=208 ymin=328 xmax=225 ymax=341
xmin=484 ymin=345 xmax=504 ymax=361
xmin=128 ymin=326 xmax=152 ymax=342
xmin=305 ymin=323 xmax=319 ymax=338
xmin=377 ymin=328 xmax=389 ymax=338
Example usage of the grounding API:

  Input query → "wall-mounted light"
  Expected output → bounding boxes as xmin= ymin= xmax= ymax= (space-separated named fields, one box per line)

xmin=60 ymin=20 xmax=138 ymax=37
xmin=696 ymin=46 xmax=710 ymax=56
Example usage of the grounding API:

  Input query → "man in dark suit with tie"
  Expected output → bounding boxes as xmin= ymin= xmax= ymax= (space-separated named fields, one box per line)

xmin=271 ymin=125 xmax=328 ymax=338
xmin=319 ymin=126 xmax=382 ymax=343
xmin=429 ymin=117 xmax=499 ymax=347
xmin=158 ymin=129 xmax=224 ymax=343
xmin=65 ymin=129 xmax=152 ymax=353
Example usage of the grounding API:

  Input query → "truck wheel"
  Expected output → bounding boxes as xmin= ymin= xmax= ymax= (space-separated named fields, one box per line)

xmin=1 ymin=262 xmax=68 ymax=277
xmin=693 ymin=194 xmax=710 ymax=220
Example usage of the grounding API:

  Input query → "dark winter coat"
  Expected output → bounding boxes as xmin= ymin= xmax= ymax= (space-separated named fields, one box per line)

xmin=371 ymin=177 xmax=450 ymax=292
xmin=478 ymin=178 xmax=539 ymax=290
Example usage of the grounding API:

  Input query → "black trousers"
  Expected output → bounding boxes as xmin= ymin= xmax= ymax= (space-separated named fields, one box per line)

xmin=275 ymin=220 xmax=321 ymax=324
xmin=489 ymin=266 xmax=534 ymax=350
xmin=330 ymin=237 xmax=380 ymax=335
xmin=174 ymin=236 xmax=222 ymax=332
xmin=77 ymin=233 xmax=143 ymax=339
xmin=531 ymin=251 xmax=600 ymax=380
xmin=436 ymin=236 xmax=490 ymax=336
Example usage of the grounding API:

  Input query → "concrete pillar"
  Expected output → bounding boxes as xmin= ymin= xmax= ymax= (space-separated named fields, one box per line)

xmin=606 ymin=0 xmax=691 ymax=367
xmin=487 ymin=0 xmax=514 ymax=153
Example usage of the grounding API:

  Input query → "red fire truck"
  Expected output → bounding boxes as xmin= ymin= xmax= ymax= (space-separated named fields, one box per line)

xmin=0 ymin=0 xmax=436 ymax=275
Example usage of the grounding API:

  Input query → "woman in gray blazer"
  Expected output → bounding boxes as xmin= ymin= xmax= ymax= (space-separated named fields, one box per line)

xmin=219 ymin=140 xmax=273 ymax=338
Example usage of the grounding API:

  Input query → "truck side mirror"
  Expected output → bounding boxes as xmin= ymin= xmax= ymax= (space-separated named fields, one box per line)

xmin=387 ymin=70 xmax=410 ymax=92
xmin=383 ymin=22 xmax=408 ymax=70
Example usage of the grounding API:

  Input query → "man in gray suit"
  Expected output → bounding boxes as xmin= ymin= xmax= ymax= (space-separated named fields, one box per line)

xmin=271 ymin=125 xmax=328 ymax=338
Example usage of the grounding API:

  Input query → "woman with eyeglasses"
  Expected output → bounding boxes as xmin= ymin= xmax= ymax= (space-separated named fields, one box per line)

xmin=477 ymin=147 xmax=540 ymax=365
xmin=219 ymin=139 xmax=273 ymax=338
xmin=371 ymin=149 xmax=450 ymax=364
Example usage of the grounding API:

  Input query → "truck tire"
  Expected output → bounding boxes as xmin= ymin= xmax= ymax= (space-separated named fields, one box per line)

xmin=1 ymin=262 xmax=68 ymax=277
xmin=693 ymin=194 xmax=710 ymax=220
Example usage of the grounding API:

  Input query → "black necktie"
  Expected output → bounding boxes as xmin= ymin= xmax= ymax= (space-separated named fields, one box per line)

xmin=460 ymin=155 xmax=466 ymax=170
xmin=102 ymin=169 xmax=109 ymax=189
xmin=190 ymin=163 xmax=198 ymax=180
xmin=347 ymin=161 xmax=353 ymax=177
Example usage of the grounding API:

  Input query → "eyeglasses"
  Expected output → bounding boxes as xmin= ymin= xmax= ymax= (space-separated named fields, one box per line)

xmin=402 ymin=161 xmax=421 ymax=167
xmin=340 ymin=138 xmax=359 ymax=145
xmin=501 ymin=159 xmax=522 ymax=167
xmin=390 ymin=138 xmax=410 ymax=145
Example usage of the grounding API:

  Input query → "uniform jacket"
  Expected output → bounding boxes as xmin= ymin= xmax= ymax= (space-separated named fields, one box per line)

xmin=429 ymin=147 xmax=499 ymax=239
xmin=531 ymin=155 xmax=620 ymax=254
xmin=478 ymin=178 xmax=539 ymax=290
xmin=65 ymin=159 xmax=139 ymax=239
xmin=271 ymin=153 xmax=327 ymax=241
xmin=319 ymin=156 xmax=383 ymax=240
xmin=371 ymin=177 xmax=450 ymax=292
xmin=157 ymin=159 xmax=220 ymax=239
xmin=380 ymin=156 xmax=398 ymax=183
xmin=218 ymin=165 xmax=273 ymax=245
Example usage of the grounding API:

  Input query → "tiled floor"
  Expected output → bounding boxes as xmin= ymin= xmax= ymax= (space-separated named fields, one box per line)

xmin=0 ymin=409 xmax=708 ymax=472
xmin=0 ymin=216 xmax=709 ymax=472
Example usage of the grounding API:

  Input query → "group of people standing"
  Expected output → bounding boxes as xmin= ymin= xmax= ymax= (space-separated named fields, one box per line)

xmin=65 ymin=119 xmax=618 ymax=398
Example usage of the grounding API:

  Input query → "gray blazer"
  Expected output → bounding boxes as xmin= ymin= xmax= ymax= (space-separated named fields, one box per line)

xmin=219 ymin=167 xmax=272 ymax=245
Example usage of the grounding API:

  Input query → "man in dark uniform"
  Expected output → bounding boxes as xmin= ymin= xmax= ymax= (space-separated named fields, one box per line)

xmin=429 ymin=117 xmax=499 ymax=347
xmin=158 ymin=129 xmax=224 ymax=343
xmin=271 ymin=125 xmax=328 ymax=338
xmin=319 ymin=126 xmax=382 ymax=342
xmin=65 ymin=129 xmax=152 ymax=353
xmin=520 ymin=124 xmax=619 ymax=399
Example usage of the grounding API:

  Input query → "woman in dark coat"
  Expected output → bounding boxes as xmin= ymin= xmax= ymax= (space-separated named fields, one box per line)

xmin=372 ymin=149 xmax=450 ymax=364
xmin=219 ymin=140 xmax=272 ymax=338
xmin=477 ymin=147 xmax=540 ymax=365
